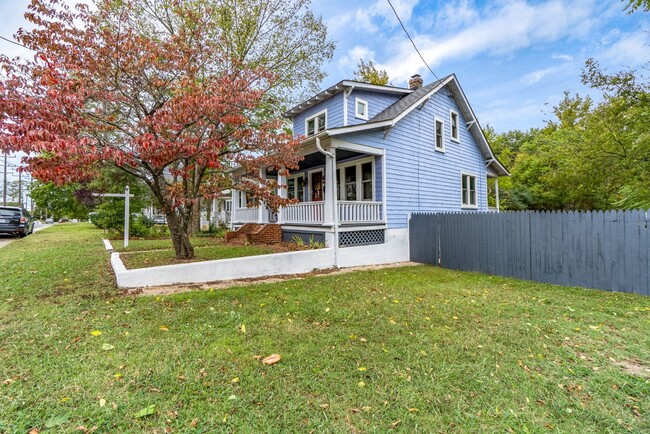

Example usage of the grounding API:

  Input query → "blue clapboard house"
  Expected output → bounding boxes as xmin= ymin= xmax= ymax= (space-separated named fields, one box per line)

xmin=230 ymin=74 xmax=509 ymax=249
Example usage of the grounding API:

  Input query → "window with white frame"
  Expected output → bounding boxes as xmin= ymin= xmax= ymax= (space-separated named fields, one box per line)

xmin=336 ymin=158 xmax=374 ymax=201
xmin=434 ymin=118 xmax=445 ymax=151
xmin=286 ymin=175 xmax=304 ymax=202
xmin=305 ymin=110 xmax=327 ymax=136
xmin=450 ymin=110 xmax=459 ymax=141
xmin=461 ymin=173 xmax=477 ymax=208
xmin=355 ymin=97 xmax=368 ymax=120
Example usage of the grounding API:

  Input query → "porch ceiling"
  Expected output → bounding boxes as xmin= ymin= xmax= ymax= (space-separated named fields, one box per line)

xmin=266 ymin=149 xmax=365 ymax=176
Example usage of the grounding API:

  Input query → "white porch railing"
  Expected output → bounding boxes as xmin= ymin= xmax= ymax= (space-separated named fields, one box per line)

xmin=284 ymin=201 xmax=324 ymax=224
xmin=234 ymin=201 xmax=384 ymax=225
xmin=235 ymin=207 xmax=259 ymax=223
xmin=338 ymin=201 xmax=382 ymax=223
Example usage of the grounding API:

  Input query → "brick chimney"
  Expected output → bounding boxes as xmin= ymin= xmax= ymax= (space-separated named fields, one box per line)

xmin=409 ymin=74 xmax=423 ymax=89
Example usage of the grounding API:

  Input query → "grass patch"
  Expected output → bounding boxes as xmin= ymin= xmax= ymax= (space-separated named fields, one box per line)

xmin=1 ymin=223 xmax=649 ymax=432
xmin=113 ymin=236 xmax=303 ymax=269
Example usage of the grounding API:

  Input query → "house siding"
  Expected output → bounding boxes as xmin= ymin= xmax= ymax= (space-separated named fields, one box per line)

xmin=292 ymin=93 xmax=344 ymax=137
xmin=346 ymin=90 xmax=402 ymax=126
xmin=338 ymin=84 xmax=489 ymax=229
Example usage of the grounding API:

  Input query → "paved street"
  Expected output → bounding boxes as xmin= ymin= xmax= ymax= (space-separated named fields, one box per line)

xmin=0 ymin=223 xmax=50 ymax=249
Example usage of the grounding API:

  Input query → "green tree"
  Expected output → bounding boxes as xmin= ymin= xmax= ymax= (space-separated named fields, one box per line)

xmin=353 ymin=59 xmax=391 ymax=85
xmin=29 ymin=182 xmax=91 ymax=220
xmin=207 ymin=0 xmax=335 ymax=106
xmin=622 ymin=0 xmax=650 ymax=13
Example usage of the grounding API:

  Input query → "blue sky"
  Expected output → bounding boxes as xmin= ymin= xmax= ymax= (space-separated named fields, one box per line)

xmin=311 ymin=0 xmax=650 ymax=132
xmin=1 ymin=0 xmax=649 ymax=133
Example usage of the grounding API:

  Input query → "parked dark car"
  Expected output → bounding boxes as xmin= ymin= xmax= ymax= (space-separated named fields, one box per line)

xmin=0 ymin=206 xmax=35 ymax=238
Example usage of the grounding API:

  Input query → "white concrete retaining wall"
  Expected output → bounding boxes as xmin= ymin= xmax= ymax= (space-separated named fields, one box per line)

xmin=110 ymin=228 xmax=409 ymax=289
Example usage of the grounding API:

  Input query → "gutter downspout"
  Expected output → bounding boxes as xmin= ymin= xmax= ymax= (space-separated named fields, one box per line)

xmin=316 ymin=137 xmax=340 ymax=268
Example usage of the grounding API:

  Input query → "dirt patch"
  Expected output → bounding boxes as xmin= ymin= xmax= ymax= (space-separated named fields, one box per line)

xmin=126 ymin=262 xmax=421 ymax=297
xmin=614 ymin=359 xmax=650 ymax=378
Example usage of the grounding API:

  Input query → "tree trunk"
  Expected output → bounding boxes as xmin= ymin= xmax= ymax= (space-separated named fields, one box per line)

xmin=166 ymin=211 xmax=195 ymax=259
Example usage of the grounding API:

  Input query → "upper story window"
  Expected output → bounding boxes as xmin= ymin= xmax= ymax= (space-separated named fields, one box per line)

xmin=305 ymin=110 xmax=327 ymax=136
xmin=461 ymin=173 xmax=477 ymax=208
xmin=434 ymin=117 xmax=445 ymax=152
xmin=450 ymin=110 xmax=459 ymax=142
xmin=355 ymin=97 xmax=368 ymax=120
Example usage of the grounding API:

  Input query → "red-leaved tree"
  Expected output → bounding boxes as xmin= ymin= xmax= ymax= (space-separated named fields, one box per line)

xmin=0 ymin=0 xmax=302 ymax=258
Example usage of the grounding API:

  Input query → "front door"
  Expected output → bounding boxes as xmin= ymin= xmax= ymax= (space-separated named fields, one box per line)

xmin=311 ymin=171 xmax=323 ymax=201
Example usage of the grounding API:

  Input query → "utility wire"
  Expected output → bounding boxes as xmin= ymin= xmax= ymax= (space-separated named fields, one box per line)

xmin=386 ymin=0 xmax=440 ymax=82
xmin=0 ymin=35 xmax=33 ymax=51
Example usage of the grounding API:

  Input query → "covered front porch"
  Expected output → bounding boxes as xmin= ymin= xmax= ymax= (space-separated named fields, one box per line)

xmin=231 ymin=137 xmax=387 ymax=236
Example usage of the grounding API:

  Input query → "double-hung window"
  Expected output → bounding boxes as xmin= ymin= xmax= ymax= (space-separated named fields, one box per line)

xmin=305 ymin=110 xmax=327 ymax=136
xmin=450 ymin=110 xmax=459 ymax=141
xmin=434 ymin=118 xmax=445 ymax=151
xmin=337 ymin=159 xmax=374 ymax=201
xmin=461 ymin=173 xmax=477 ymax=208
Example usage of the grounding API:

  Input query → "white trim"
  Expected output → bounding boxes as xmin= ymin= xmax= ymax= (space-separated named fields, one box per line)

xmin=284 ymin=81 xmax=411 ymax=117
xmin=343 ymin=87 xmax=354 ymax=126
xmin=286 ymin=173 xmax=305 ymax=201
xmin=331 ymin=139 xmax=385 ymax=156
xmin=305 ymin=109 xmax=327 ymax=137
xmin=460 ymin=171 xmax=478 ymax=209
xmin=355 ymin=97 xmax=368 ymax=120
xmin=328 ymin=120 xmax=393 ymax=136
xmin=382 ymin=150 xmax=387 ymax=224
xmin=434 ymin=116 xmax=446 ymax=153
xmin=450 ymin=109 xmax=460 ymax=142
xmin=336 ymin=156 xmax=375 ymax=202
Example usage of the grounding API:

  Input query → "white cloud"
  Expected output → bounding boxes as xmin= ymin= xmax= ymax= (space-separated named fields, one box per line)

xmin=552 ymin=54 xmax=574 ymax=61
xmin=521 ymin=67 xmax=559 ymax=85
xmin=435 ymin=0 xmax=480 ymax=32
xmin=381 ymin=0 xmax=598 ymax=82
xmin=599 ymin=30 xmax=650 ymax=65
xmin=339 ymin=45 xmax=376 ymax=70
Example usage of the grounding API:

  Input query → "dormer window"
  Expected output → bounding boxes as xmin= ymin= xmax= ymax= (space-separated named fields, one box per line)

xmin=355 ymin=97 xmax=368 ymax=120
xmin=305 ymin=110 xmax=327 ymax=136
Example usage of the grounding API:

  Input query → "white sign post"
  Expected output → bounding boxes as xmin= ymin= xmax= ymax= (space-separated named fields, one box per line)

xmin=93 ymin=185 xmax=134 ymax=248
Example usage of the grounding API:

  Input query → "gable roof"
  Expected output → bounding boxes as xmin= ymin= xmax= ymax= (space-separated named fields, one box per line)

xmin=284 ymin=80 xmax=412 ymax=118
xmin=325 ymin=74 xmax=509 ymax=177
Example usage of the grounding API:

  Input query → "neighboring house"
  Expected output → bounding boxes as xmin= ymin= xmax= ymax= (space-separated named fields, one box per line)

xmin=230 ymin=73 xmax=509 ymax=251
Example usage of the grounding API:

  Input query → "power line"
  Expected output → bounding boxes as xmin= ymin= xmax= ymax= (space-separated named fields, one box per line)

xmin=0 ymin=35 xmax=33 ymax=51
xmin=386 ymin=0 xmax=440 ymax=82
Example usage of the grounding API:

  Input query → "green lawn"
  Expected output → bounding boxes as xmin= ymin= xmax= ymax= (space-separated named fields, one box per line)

xmin=1 ymin=223 xmax=649 ymax=432
xmin=113 ymin=235 xmax=298 ymax=269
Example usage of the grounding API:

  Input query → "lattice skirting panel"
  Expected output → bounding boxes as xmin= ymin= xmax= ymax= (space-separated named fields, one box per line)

xmin=339 ymin=230 xmax=385 ymax=247
xmin=282 ymin=230 xmax=326 ymax=245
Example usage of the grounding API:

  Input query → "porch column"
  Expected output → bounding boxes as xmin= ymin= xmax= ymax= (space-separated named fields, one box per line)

xmin=231 ymin=189 xmax=238 ymax=226
xmin=277 ymin=165 xmax=287 ymax=224
xmin=258 ymin=165 xmax=267 ymax=224
xmin=323 ymin=147 xmax=336 ymax=226
xmin=382 ymin=152 xmax=387 ymax=223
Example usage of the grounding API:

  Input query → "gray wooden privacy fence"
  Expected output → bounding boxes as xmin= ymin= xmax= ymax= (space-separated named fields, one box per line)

xmin=409 ymin=210 xmax=650 ymax=296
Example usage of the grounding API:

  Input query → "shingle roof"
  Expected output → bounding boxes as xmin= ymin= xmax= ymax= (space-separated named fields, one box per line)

xmin=367 ymin=75 xmax=451 ymax=124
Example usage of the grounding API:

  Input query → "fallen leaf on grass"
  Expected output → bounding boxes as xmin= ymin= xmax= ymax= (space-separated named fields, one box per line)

xmin=90 ymin=330 xmax=102 ymax=336
xmin=390 ymin=420 xmax=401 ymax=429
xmin=45 ymin=414 xmax=69 ymax=428
xmin=101 ymin=344 xmax=114 ymax=351
xmin=134 ymin=404 xmax=156 ymax=418
xmin=159 ymin=325 xmax=169 ymax=331
xmin=262 ymin=354 xmax=281 ymax=365
xmin=231 ymin=377 xmax=239 ymax=383
xmin=240 ymin=324 xmax=246 ymax=334
xmin=99 ymin=398 xmax=106 ymax=407
xmin=190 ymin=418 xmax=198 ymax=427
xmin=29 ymin=429 xmax=39 ymax=434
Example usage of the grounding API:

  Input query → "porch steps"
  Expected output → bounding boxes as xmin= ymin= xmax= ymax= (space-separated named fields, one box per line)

xmin=225 ymin=223 xmax=281 ymax=244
